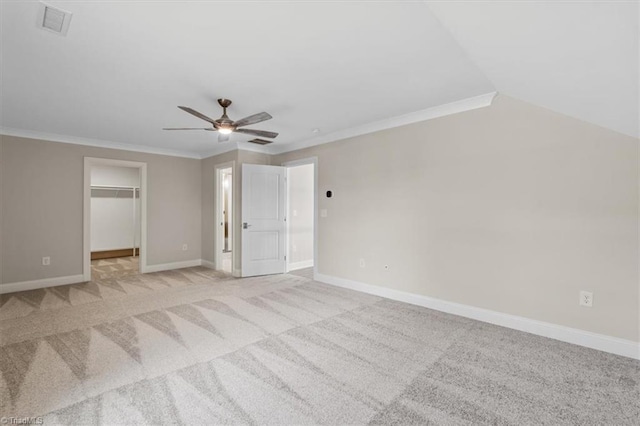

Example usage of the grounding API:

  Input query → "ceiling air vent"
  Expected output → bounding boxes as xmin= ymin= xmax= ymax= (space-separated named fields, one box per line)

xmin=37 ymin=2 xmax=72 ymax=36
xmin=248 ymin=139 xmax=273 ymax=145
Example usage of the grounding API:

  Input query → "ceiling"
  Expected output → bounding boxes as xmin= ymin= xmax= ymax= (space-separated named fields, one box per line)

xmin=1 ymin=1 xmax=637 ymax=159
xmin=428 ymin=1 xmax=639 ymax=140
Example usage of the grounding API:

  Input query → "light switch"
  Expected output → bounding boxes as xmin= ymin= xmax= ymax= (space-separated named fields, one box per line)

xmin=320 ymin=209 xmax=328 ymax=218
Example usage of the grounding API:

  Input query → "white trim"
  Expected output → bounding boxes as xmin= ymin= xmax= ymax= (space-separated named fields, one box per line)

xmin=144 ymin=259 xmax=203 ymax=273
xmin=233 ymin=268 xmax=242 ymax=278
xmin=314 ymin=272 xmax=640 ymax=360
xmin=201 ymin=260 xmax=216 ymax=269
xmin=285 ymin=167 xmax=291 ymax=272
xmin=84 ymin=157 xmax=148 ymax=281
xmin=236 ymin=141 xmax=271 ymax=154
xmin=267 ymin=92 xmax=497 ymax=155
xmin=2 ymin=93 xmax=495 ymax=160
xmin=0 ymin=127 xmax=201 ymax=159
xmin=288 ymin=260 xmax=314 ymax=271
xmin=200 ymin=142 xmax=241 ymax=160
xmin=0 ymin=274 xmax=85 ymax=294
xmin=200 ymin=140 xmax=271 ymax=160
xmin=214 ymin=161 xmax=236 ymax=274
xmin=282 ymin=157 xmax=318 ymax=277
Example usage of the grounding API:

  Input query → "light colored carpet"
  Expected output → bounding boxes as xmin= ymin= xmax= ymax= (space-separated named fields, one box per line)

xmin=91 ymin=256 xmax=139 ymax=280
xmin=0 ymin=267 xmax=638 ymax=425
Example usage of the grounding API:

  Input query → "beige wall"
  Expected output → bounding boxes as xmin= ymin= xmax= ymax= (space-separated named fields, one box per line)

xmin=0 ymin=135 xmax=202 ymax=284
xmin=2 ymin=95 xmax=637 ymax=343
xmin=273 ymin=95 xmax=639 ymax=342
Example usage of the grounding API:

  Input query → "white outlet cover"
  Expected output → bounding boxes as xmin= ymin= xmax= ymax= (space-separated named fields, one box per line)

xmin=579 ymin=291 xmax=593 ymax=307
xmin=42 ymin=257 xmax=50 ymax=266
xmin=182 ymin=244 xmax=188 ymax=251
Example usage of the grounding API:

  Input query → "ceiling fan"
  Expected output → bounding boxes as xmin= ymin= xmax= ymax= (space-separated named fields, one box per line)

xmin=163 ymin=98 xmax=278 ymax=143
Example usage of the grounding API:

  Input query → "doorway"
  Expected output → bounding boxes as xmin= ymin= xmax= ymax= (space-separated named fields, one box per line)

xmin=83 ymin=158 xmax=147 ymax=282
xmin=284 ymin=160 xmax=316 ymax=274
xmin=239 ymin=159 xmax=317 ymax=278
xmin=89 ymin=165 xmax=141 ymax=280
xmin=215 ymin=161 xmax=235 ymax=274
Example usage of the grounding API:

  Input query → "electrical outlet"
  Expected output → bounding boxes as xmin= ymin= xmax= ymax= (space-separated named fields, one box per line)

xmin=579 ymin=291 xmax=593 ymax=307
xmin=42 ymin=256 xmax=50 ymax=266
xmin=359 ymin=258 xmax=365 ymax=268
xmin=182 ymin=244 xmax=188 ymax=251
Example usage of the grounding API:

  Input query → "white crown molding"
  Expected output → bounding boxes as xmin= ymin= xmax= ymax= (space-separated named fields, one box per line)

xmin=200 ymin=140 xmax=272 ymax=160
xmin=236 ymin=141 xmax=272 ymax=154
xmin=1 ymin=92 xmax=497 ymax=160
xmin=267 ymin=92 xmax=498 ymax=155
xmin=0 ymin=127 xmax=202 ymax=159
xmin=315 ymin=272 xmax=640 ymax=360
xmin=199 ymin=142 xmax=241 ymax=160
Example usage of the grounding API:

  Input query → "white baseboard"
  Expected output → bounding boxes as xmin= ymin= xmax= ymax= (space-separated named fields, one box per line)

xmin=201 ymin=260 xmax=216 ymax=269
xmin=288 ymin=260 xmax=314 ymax=271
xmin=1 ymin=259 xmax=214 ymax=294
xmin=314 ymin=272 xmax=640 ymax=361
xmin=0 ymin=274 xmax=85 ymax=294
xmin=144 ymin=259 xmax=203 ymax=273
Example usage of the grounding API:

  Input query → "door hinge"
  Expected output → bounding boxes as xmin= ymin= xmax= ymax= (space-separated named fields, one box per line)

xmin=284 ymin=255 xmax=287 ymax=261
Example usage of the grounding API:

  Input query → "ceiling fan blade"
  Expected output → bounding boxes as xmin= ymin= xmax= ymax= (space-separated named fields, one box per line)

xmin=233 ymin=112 xmax=272 ymax=128
xmin=177 ymin=106 xmax=217 ymax=124
xmin=163 ymin=127 xmax=210 ymax=130
xmin=247 ymin=138 xmax=273 ymax=145
xmin=235 ymin=128 xmax=279 ymax=139
xmin=218 ymin=133 xmax=230 ymax=143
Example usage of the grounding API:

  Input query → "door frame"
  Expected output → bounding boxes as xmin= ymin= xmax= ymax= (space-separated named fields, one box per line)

xmin=83 ymin=157 xmax=148 ymax=281
xmin=214 ymin=160 xmax=236 ymax=275
xmin=281 ymin=157 xmax=318 ymax=276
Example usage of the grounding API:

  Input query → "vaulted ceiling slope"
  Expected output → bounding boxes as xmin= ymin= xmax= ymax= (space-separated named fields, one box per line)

xmin=428 ymin=1 xmax=639 ymax=139
xmin=0 ymin=2 xmax=637 ymax=160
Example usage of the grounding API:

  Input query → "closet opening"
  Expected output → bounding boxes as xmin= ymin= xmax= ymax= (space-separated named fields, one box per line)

xmin=88 ymin=163 xmax=141 ymax=280
xmin=83 ymin=158 xmax=146 ymax=281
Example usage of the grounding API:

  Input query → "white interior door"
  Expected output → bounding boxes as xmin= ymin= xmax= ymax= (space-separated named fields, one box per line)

xmin=241 ymin=164 xmax=286 ymax=277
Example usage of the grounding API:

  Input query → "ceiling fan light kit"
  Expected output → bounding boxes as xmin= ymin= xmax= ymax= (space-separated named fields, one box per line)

xmin=164 ymin=98 xmax=278 ymax=144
